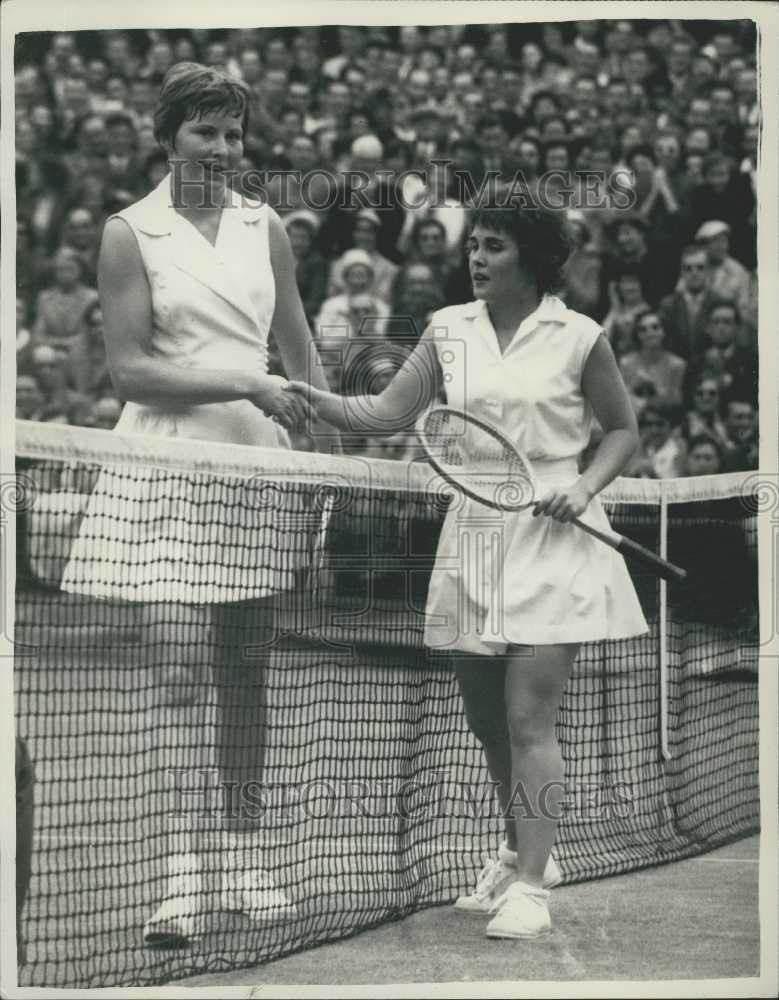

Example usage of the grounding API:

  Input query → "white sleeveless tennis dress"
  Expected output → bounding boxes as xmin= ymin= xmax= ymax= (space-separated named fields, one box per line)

xmin=61 ymin=174 xmax=295 ymax=604
xmin=424 ymin=295 xmax=648 ymax=654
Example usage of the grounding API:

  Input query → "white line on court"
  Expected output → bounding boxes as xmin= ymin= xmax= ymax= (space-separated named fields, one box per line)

xmin=689 ymin=857 xmax=759 ymax=863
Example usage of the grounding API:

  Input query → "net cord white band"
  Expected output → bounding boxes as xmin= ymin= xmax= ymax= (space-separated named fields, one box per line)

xmin=15 ymin=419 xmax=755 ymax=505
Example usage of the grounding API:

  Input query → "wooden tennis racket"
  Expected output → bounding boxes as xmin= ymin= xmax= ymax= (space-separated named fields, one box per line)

xmin=416 ymin=405 xmax=687 ymax=583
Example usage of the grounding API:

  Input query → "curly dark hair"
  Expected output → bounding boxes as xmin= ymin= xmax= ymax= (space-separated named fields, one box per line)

xmin=469 ymin=199 xmax=572 ymax=296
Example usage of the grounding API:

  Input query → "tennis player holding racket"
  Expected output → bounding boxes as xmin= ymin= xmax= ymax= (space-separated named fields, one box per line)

xmin=288 ymin=200 xmax=648 ymax=939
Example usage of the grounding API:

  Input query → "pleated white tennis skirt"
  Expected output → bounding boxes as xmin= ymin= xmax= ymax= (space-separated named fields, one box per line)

xmin=423 ymin=458 xmax=649 ymax=654
xmin=59 ymin=401 xmax=309 ymax=604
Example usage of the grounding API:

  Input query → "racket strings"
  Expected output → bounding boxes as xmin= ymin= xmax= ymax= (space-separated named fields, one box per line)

xmin=421 ymin=408 xmax=536 ymax=509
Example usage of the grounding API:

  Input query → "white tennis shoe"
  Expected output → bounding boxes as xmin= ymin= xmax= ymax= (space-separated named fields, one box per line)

xmin=220 ymin=842 xmax=297 ymax=923
xmin=485 ymin=880 xmax=552 ymax=939
xmin=143 ymin=851 xmax=206 ymax=948
xmin=454 ymin=842 xmax=561 ymax=915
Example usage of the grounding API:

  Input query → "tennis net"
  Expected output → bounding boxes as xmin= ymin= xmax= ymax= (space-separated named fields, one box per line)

xmin=12 ymin=419 xmax=760 ymax=987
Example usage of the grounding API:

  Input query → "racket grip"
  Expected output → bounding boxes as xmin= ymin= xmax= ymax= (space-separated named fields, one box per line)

xmin=614 ymin=535 xmax=687 ymax=583
xmin=573 ymin=518 xmax=687 ymax=583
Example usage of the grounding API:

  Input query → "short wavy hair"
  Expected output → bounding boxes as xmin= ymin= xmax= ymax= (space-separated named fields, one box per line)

xmin=469 ymin=199 xmax=572 ymax=296
xmin=153 ymin=62 xmax=251 ymax=149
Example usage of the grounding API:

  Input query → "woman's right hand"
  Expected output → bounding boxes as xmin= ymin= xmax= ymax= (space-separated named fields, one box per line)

xmin=248 ymin=375 xmax=314 ymax=430
xmin=284 ymin=380 xmax=327 ymax=411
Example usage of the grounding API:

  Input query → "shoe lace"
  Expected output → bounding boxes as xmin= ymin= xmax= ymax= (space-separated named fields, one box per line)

xmin=472 ymin=858 xmax=510 ymax=900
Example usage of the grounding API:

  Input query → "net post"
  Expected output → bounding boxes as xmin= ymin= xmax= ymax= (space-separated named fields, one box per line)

xmin=659 ymin=484 xmax=671 ymax=762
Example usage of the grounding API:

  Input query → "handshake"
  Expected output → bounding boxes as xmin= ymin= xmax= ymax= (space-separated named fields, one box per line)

xmin=248 ymin=376 xmax=323 ymax=432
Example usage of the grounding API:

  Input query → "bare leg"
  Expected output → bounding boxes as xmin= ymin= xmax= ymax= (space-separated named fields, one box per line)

xmin=503 ymin=643 xmax=579 ymax=886
xmin=454 ymin=656 xmax=516 ymax=850
xmin=142 ymin=602 xmax=215 ymax=946
xmin=211 ymin=599 xmax=274 ymax=828
xmin=144 ymin=602 xmax=212 ymax=827
xmin=210 ymin=599 xmax=296 ymax=920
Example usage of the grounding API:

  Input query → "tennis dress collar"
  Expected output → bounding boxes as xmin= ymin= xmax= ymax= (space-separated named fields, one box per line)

xmin=130 ymin=173 xmax=266 ymax=328
xmin=469 ymin=295 xmax=569 ymax=359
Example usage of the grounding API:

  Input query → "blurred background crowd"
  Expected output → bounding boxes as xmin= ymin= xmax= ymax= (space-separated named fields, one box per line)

xmin=15 ymin=20 xmax=759 ymax=476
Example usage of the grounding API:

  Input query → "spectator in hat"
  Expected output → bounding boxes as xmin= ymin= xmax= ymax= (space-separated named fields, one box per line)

xmin=688 ymin=154 xmax=755 ymax=267
xmin=328 ymin=209 xmax=398 ymax=304
xmin=695 ymin=220 xmax=753 ymax=323
xmin=283 ymin=210 xmax=329 ymax=326
xmin=29 ymin=344 xmax=92 ymax=425
xmin=658 ymin=244 xmax=722 ymax=362
xmin=315 ymin=249 xmax=389 ymax=349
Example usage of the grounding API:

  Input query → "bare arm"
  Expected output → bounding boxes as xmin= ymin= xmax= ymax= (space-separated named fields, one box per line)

xmin=578 ymin=334 xmax=639 ymax=496
xmin=267 ymin=209 xmax=342 ymax=451
xmin=99 ymin=217 xmax=309 ymax=427
xmin=268 ymin=209 xmax=331 ymax=391
xmin=534 ymin=334 xmax=639 ymax=522
xmin=287 ymin=327 xmax=442 ymax=436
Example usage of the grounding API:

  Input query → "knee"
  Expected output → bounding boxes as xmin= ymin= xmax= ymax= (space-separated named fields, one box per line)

xmin=505 ymin=703 xmax=557 ymax=751
xmin=463 ymin=708 xmax=504 ymax=751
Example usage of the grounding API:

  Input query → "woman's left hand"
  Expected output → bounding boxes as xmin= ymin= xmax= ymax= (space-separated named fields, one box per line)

xmin=532 ymin=480 xmax=594 ymax=523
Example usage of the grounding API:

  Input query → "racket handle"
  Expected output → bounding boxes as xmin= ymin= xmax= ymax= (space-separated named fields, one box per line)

xmin=573 ymin=519 xmax=687 ymax=583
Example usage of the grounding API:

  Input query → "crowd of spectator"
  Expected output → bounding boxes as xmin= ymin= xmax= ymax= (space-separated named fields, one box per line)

xmin=15 ymin=20 xmax=759 ymax=475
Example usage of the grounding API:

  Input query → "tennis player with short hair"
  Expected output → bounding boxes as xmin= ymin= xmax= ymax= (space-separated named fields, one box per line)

xmin=61 ymin=62 xmax=336 ymax=947
xmin=288 ymin=201 xmax=648 ymax=938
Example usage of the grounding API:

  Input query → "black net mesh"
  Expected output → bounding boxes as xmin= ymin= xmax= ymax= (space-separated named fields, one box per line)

xmin=13 ymin=421 xmax=759 ymax=987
